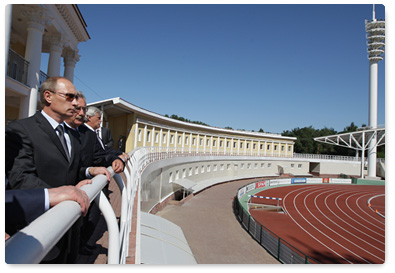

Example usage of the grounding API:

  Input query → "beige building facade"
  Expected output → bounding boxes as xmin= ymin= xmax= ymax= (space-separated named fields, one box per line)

xmin=88 ymin=97 xmax=296 ymax=156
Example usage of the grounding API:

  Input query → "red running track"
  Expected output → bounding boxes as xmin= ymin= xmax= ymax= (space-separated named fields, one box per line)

xmin=249 ymin=184 xmax=385 ymax=264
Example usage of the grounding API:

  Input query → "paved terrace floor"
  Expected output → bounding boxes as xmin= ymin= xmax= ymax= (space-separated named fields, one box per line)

xmin=77 ymin=176 xmax=279 ymax=264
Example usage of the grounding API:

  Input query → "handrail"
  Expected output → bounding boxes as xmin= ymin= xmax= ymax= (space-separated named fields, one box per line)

xmin=5 ymin=171 xmax=115 ymax=264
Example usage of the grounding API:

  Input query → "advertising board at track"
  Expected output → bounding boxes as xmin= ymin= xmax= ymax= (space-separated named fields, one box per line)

xmin=238 ymin=182 xmax=257 ymax=198
xmin=306 ymin=178 xmax=324 ymax=184
xmin=291 ymin=178 xmax=307 ymax=184
xmin=330 ymin=178 xmax=352 ymax=184
xmin=246 ymin=183 xmax=256 ymax=192
xmin=269 ymin=178 xmax=291 ymax=186
xmin=255 ymin=181 xmax=267 ymax=189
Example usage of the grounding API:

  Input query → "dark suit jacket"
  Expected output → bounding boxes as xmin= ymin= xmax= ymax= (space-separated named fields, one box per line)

xmin=79 ymin=124 xmax=123 ymax=168
xmin=5 ymin=189 xmax=46 ymax=235
xmin=101 ymin=127 xmax=114 ymax=149
xmin=5 ymin=111 xmax=84 ymax=190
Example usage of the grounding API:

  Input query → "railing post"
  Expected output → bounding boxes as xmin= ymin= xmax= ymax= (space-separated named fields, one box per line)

xmin=95 ymin=191 xmax=120 ymax=264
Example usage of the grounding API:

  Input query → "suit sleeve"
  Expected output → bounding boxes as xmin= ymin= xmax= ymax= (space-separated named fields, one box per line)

xmin=5 ymin=189 xmax=46 ymax=235
xmin=103 ymin=128 xmax=114 ymax=149
xmin=5 ymin=122 xmax=52 ymax=190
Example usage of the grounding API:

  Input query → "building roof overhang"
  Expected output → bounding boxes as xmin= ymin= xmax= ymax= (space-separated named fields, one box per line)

xmin=88 ymin=97 xmax=297 ymax=142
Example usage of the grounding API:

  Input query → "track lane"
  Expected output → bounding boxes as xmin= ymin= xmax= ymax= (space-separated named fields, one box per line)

xmin=249 ymin=184 xmax=385 ymax=264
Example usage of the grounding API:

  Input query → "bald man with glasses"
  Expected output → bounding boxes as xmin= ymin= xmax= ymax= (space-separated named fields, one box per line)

xmin=5 ymin=77 xmax=111 ymax=263
xmin=6 ymin=77 xmax=111 ymax=190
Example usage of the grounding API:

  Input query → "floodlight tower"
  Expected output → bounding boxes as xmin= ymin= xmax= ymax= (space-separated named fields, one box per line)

xmin=365 ymin=5 xmax=385 ymax=178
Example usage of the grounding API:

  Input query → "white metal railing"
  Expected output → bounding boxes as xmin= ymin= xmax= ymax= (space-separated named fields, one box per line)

xmin=4 ymin=147 xmax=383 ymax=264
xmin=5 ymin=170 xmax=120 ymax=264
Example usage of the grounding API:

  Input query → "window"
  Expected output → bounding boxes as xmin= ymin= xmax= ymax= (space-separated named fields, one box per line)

xmin=170 ymin=135 xmax=174 ymax=144
xmin=206 ymin=139 xmax=210 ymax=147
xmin=138 ymin=130 xmax=142 ymax=141
xmin=146 ymin=131 xmax=151 ymax=142
xmin=185 ymin=136 xmax=189 ymax=145
xmin=298 ymin=164 xmax=302 ymax=169
xmin=155 ymin=133 xmax=159 ymax=143
xmin=274 ymin=145 xmax=278 ymax=151
xmin=178 ymin=136 xmax=182 ymax=145
xmin=163 ymin=134 xmax=167 ymax=144
xmin=192 ymin=137 xmax=196 ymax=146
xmin=267 ymin=144 xmax=270 ymax=150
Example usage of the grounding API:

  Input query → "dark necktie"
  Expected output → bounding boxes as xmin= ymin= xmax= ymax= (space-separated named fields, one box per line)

xmin=56 ymin=124 xmax=70 ymax=161
xmin=96 ymin=129 xmax=105 ymax=149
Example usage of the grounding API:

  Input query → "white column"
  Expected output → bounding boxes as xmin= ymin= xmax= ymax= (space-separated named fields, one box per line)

xmin=134 ymin=122 xmax=139 ymax=150
xmin=25 ymin=14 xmax=46 ymax=116
xmin=190 ymin=133 xmax=193 ymax=153
xmin=143 ymin=124 xmax=147 ymax=147
xmin=18 ymin=96 xmax=29 ymax=119
xmin=5 ymin=5 xmax=12 ymax=72
xmin=368 ymin=61 xmax=378 ymax=177
xmin=46 ymin=35 xmax=64 ymax=77
xmin=159 ymin=128 xmax=163 ymax=148
xmin=167 ymin=129 xmax=170 ymax=151
xmin=63 ymin=50 xmax=79 ymax=82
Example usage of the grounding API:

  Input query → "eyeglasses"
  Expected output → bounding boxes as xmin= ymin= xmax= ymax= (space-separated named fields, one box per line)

xmin=47 ymin=90 xmax=79 ymax=102
xmin=75 ymin=106 xmax=87 ymax=112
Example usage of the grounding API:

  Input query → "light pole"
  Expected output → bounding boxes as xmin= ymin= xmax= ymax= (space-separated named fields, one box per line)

xmin=365 ymin=5 xmax=384 ymax=178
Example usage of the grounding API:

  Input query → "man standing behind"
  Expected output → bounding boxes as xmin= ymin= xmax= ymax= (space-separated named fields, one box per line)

xmin=64 ymin=92 xmax=125 ymax=173
xmin=84 ymin=106 xmax=129 ymax=163
xmin=100 ymin=126 xmax=114 ymax=149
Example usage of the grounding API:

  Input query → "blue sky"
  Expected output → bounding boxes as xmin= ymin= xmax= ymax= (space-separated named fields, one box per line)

xmin=48 ymin=3 xmax=386 ymax=134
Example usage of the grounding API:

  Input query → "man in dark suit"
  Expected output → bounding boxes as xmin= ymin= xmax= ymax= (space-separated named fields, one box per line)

xmin=65 ymin=92 xmax=125 ymax=172
xmin=84 ymin=106 xmax=129 ymax=163
xmin=100 ymin=126 xmax=114 ymax=149
xmin=6 ymin=77 xmax=111 ymax=190
xmin=5 ymin=77 xmax=110 ymax=263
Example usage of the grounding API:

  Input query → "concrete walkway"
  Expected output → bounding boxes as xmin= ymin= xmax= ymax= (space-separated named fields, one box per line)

xmin=156 ymin=178 xmax=280 ymax=264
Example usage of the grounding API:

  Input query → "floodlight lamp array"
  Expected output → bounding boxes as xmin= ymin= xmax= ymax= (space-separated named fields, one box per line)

xmin=365 ymin=19 xmax=385 ymax=62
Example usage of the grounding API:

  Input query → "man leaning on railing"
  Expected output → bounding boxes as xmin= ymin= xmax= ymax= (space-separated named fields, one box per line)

xmin=5 ymin=77 xmax=111 ymax=263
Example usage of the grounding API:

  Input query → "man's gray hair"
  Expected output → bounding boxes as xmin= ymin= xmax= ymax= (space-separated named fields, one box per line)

xmin=84 ymin=106 xmax=102 ymax=122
